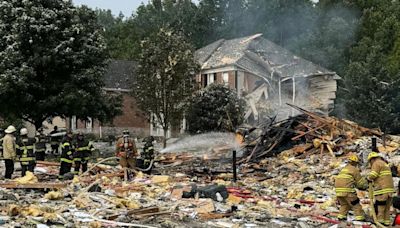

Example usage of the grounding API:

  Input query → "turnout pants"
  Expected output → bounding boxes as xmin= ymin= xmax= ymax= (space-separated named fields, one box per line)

xmin=4 ymin=159 xmax=14 ymax=179
xmin=119 ymin=157 xmax=136 ymax=169
xmin=21 ymin=162 xmax=35 ymax=177
xmin=74 ymin=158 xmax=89 ymax=174
xmin=337 ymin=193 xmax=365 ymax=221
xmin=59 ymin=161 xmax=72 ymax=176
xmin=375 ymin=193 xmax=393 ymax=226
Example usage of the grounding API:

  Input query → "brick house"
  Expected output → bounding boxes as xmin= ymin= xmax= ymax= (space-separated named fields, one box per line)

xmin=69 ymin=60 xmax=150 ymax=138
xmin=195 ymin=34 xmax=341 ymax=123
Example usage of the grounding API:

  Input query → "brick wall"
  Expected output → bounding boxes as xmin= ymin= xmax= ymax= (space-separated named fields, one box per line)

xmin=71 ymin=93 xmax=150 ymax=138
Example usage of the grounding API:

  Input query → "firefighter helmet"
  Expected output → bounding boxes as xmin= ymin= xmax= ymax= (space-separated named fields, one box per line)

xmin=20 ymin=128 xmax=28 ymax=136
xmin=4 ymin=125 xmax=16 ymax=134
xmin=348 ymin=154 xmax=359 ymax=163
xmin=368 ymin=152 xmax=381 ymax=161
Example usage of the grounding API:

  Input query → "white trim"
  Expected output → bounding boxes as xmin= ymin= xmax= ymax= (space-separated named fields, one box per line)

xmin=201 ymin=65 xmax=237 ymax=74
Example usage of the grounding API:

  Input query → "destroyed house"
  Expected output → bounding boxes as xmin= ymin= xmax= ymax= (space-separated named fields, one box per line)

xmin=68 ymin=60 xmax=150 ymax=137
xmin=195 ymin=34 xmax=340 ymax=122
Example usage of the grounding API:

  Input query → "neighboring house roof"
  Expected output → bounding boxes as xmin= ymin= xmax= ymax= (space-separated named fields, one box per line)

xmin=195 ymin=34 xmax=340 ymax=80
xmin=103 ymin=60 xmax=136 ymax=91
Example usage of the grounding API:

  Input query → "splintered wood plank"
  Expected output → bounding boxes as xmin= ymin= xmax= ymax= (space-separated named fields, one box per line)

xmin=0 ymin=182 xmax=67 ymax=189
xmin=291 ymin=124 xmax=327 ymax=140
xmin=36 ymin=161 xmax=61 ymax=166
xmin=107 ymin=207 xmax=160 ymax=220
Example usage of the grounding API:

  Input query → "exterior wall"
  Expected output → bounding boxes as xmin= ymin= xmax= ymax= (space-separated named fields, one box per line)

xmin=68 ymin=93 xmax=150 ymax=138
xmin=198 ymin=70 xmax=265 ymax=97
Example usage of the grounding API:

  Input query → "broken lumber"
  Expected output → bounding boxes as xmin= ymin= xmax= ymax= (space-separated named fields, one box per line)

xmin=291 ymin=124 xmax=326 ymax=140
xmin=0 ymin=182 xmax=67 ymax=189
xmin=199 ymin=212 xmax=233 ymax=220
xmin=134 ymin=211 xmax=170 ymax=219
xmin=36 ymin=161 xmax=60 ymax=166
xmin=107 ymin=207 xmax=160 ymax=220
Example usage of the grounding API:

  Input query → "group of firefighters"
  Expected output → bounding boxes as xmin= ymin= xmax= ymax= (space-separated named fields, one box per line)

xmin=335 ymin=152 xmax=395 ymax=226
xmin=1 ymin=125 xmax=155 ymax=180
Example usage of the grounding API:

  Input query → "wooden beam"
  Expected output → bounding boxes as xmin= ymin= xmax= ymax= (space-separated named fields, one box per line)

xmin=36 ymin=161 xmax=60 ymax=166
xmin=291 ymin=124 xmax=327 ymax=140
xmin=0 ymin=182 xmax=67 ymax=189
xmin=106 ymin=207 xmax=160 ymax=220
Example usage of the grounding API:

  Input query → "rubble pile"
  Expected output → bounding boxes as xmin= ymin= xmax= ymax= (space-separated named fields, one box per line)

xmin=0 ymin=107 xmax=400 ymax=227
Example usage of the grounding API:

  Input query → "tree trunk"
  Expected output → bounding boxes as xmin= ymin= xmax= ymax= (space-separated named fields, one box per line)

xmin=163 ymin=126 xmax=168 ymax=148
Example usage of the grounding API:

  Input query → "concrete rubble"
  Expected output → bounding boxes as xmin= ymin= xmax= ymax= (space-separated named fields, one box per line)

xmin=0 ymin=107 xmax=399 ymax=227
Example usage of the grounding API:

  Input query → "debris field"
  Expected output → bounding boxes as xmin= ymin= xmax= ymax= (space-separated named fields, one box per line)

xmin=0 ymin=106 xmax=399 ymax=228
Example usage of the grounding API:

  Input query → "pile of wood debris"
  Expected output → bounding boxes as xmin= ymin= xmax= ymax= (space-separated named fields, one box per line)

xmin=0 ymin=106 xmax=399 ymax=227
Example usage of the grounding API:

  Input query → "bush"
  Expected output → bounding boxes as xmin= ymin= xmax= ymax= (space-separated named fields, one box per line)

xmin=187 ymin=84 xmax=245 ymax=134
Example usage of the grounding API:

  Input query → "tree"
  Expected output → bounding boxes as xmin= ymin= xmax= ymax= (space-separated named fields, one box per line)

xmin=0 ymin=0 xmax=122 ymax=129
xmin=95 ymin=9 xmax=140 ymax=59
xmin=133 ymin=28 xmax=199 ymax=147
xmin=187 ymin=84 xmax=245 ymax=134
xmin=344 ymin=0 xmax=400 ymax=133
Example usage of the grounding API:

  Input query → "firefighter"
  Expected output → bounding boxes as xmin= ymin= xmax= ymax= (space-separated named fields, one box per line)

xmin=50 ymin=126 xmax=60 ymax=154
xmin=116 ymin=130 xmax=138 ymax=169
xmin=335 ymin=153 xmax=367 ymax=221
xmin=34 ymin=129 xmax=46 ymax=161
xmin=73 ymin=132 xmax=94 ymax=174
xmin=16 ymin=128 xmax=36 ymax=176
xmin=142 ymin=136 xmax=155 ymax=174
xmin=367 ymin=152 xmax=395 ymax=226
xmin=2 ymin=125 xmax=17 ymax=179
xmin=59 ymin=131 xmax=74 ymax=178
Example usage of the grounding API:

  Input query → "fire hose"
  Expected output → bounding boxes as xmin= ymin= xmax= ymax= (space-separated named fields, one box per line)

xmin=79 ymin=157 xmax=155 ymax=176
xmin=368 ymin=182 xmax=386 ymax=228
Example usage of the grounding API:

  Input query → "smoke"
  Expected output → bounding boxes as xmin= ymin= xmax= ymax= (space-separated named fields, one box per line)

xmin=213 ymin=0 xmax=361 ymax=120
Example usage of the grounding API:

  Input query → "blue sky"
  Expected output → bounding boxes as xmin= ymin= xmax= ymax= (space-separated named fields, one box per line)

xmin=73 ymin=0 xmax=148 ymax=17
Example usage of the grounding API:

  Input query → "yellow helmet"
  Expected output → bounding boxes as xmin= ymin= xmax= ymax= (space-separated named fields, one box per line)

xmin=348 ymin=154 xmax=359 ymax=163
xmin=368 ymin=152 xmax=380 ymax=161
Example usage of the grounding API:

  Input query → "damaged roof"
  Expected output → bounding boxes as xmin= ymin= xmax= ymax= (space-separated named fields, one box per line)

xmin=195 ymin=34 xmax=339 ymax=80
xmin=103 ymin=60 xmax=136 ymax=90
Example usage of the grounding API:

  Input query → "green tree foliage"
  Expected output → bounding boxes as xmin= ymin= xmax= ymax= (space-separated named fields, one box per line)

xmin=187 ymin=84 xmax=245 ymax=134
xmin=344 ymin=0 xmax=400 ymax=133
xmin=132 ymin=28 xmax=199 ymax=146
xmin=0 ymin=0 xmax=122 ymax=129
xmin=95 ymin=9 xmax=140 ymax=59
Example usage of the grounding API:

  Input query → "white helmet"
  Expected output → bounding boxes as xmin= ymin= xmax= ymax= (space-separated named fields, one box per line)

xmin=20 ymin=128 xmax=28 ymax=136
xmin=4 ymin=125 xmax=16 ymax=134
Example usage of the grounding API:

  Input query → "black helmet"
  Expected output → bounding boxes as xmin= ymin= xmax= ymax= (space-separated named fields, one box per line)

xmin=144 ymin=136 xmax=154 ymax=143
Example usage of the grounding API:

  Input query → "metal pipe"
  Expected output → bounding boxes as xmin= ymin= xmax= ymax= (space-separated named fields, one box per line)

xmin=371 ymin=137 xmax=377 ymax=152
xmin=233 ymin=150 xmax=237 ymax=182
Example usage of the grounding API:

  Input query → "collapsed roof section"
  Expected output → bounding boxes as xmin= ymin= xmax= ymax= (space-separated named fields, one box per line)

xmin=195 ymin=33 xmax=340 ymax=82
